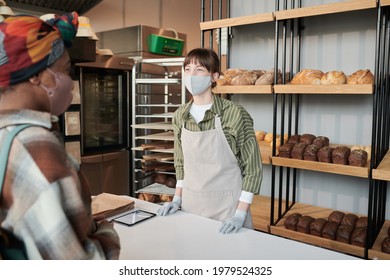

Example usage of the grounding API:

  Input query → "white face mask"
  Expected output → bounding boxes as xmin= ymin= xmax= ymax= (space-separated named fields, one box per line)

xmin=184 ymin=75 xmax=212 ymax=96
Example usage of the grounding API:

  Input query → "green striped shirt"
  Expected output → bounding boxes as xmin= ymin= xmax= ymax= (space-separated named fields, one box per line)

xmin=172 ymin=95 xmax=262 ymax=194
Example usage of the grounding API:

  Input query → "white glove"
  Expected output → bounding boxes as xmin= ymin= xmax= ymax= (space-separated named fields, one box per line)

xmin=219 ymin=209 xmax=247 ymax=234
xmin=157 ymin=195 xmax=181 ymax=216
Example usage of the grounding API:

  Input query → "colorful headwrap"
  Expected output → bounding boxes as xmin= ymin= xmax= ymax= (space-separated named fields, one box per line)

xmin=0 ymin=12 xmax=78 ymax=87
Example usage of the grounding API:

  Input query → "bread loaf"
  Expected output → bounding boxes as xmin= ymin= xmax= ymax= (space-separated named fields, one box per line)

xmin=288 ymin=134 xmax=301 ymax=144
xmin=299 ymin=133 xmax=316 ymax=145
xmin=317 ymin=146 xmax=334 ymax=163
xmin=255 ymin=68 xmax=281 ymax=85
xmin=348 ymin=149 xmax=368 ymax=167
xmin=230 ymin=71 xmax=258 ymax=85
xmin=322 ymin=221 xmax=339 ymax=240
xmin=347 ymin=69 xmax=374 ymax=84
xmin=291 ymin=143 xmax=308 ymax=160
xmin=351 ymin=227 xmax=367 ymax=247
xmin=255 ymin=130 xmax=266 ymax=141
xmin=336 ymin=224 xmax=354 ymax=244
xmin=341 ymin=213 xmax=359 ymax=227
xmin=310 ymin=218 xmax=328 ymax=237
xmin=328 ymin=210 xmax=345 ymax=224
xmin=297 ymin=215 xmax=315 ymax=234
xmin=290 ymin=69 xmax=324 ymax=85
xmin=332 ymin=146 xmax=351 ymax=165
xmin=279 ymin=143 xmax=295 ymax=158
xmin=320 ymin=71 xmax=347 ymax=85
xmin=284 ymin=213 xmax=302 ymax=231
xmin=312 ymin=136 xmax=329 ymax=148
xmin=355 ymin=216 xmax=368 ymax=228
xmin=303 ymin=144 xmax=319 ymax=161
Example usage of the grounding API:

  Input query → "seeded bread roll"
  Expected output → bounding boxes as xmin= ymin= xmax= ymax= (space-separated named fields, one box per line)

xmin=317 ymin=146 xmax=334 ymax=163
xmin=332 ymin=146 xmax=351 ymax=165
xmin=322 ymin=221 xmax=339 ymax=240
xmin=347 ymin=69 xmax=374 ymax=84
xmin=312 ymin=136 xmax=330 ymax=148
xmin=290 ymin=69 xmax=324 ymax=85
xmin=348 ymin=149 xmax=368 ymax=167
xmin=336 ymin=224 xmax=354 ymax=244
xmin=303 ymin=144 xmax=320 ymax=161
xmin=351 ymin=227 xmax=367 ymax=247
xmin=320 ymin=70 xmax=347 ymax=85
xmin=279 ymin=143 xmax=295 ymax=158
xmin=310 ymin=218 xmax=328 ymax=237
xmin=291 ymin=143 xmax=308 ymax=160
xmin=297 ymin=215 xmax=315 ymax=234
xmin=328 ymin=210 xmax=345 ymax=224
xmin=284 ymin=213 xmax=302 ymax=231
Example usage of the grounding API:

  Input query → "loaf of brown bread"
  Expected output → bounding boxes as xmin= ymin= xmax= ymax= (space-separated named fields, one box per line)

xmin=351 ymin=227 xmax=367 ymax=247
xmin=310 ymin=218 xmax=328 ymax=237
xmin=332 ymin=146 xmax=351 ymax=165
xmin=322 ymin=221 xmax=339 ymax=240
xmin=355 ymin=216 xmax=368 ymax=228
xmin=336 ymin=224 xmax=354 ymax=244
xmin=341 ymin=213 xmax=359 ymax=227
xmin=312 ymin=136 xmax=330 ymax=148
xmin=291 ymin=143 xmax=308 ymax=160
xmin=382 ymin=236 xmax=390 ymax=254
xmin=303 ymin=144 xmax=320 ymax=161
xmin=297 ymin=215 xmax=315 ymax=234
xmin=290 ymin=69 xmax=324 ymax=85
xmin=347 ymin=69 xmax=374 ymax=84
xmin=279 ymin=143 xmax=295 ymax=158
xmin=328 ymin=210 xmax=345 ymax=224
xmin=288 ymin=134 xmax=301 ymax=144
xmin=348 ymin=149 xmax=368 ymax=167
xmin=320 ymin=70 xmax=347 ymax=85
xmin=299 ymin=133 xmax=316 ymax=145
xmin=284 ymin=213 xmax=302 ymax=231
xmin=317 ymin=146 xmax=334 ymax=163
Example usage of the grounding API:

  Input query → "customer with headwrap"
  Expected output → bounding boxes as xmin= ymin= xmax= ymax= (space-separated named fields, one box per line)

xmin=0 ymin=13 xmax=120 ymax=259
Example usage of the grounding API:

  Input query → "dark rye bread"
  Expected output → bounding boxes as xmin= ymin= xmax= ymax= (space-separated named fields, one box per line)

xmin=303 ymin=144 xmax=319 ymax=161
xmin=310 ymin=218 xmax=328 ymax=237
xmin=348 ymin=149 xmax=368 ymax=167
xmin=351 ymin=227 xmax=367 ymax=248
xmin=296 ymin=215 xmax=315 ymax=234
xmin=332 ymin=146 xmax=351 ymax=165
xmin=291 ymin=143 xmax=308 ymax=160
xmin=317 ymin=146 xmax=334 ymax=163
xmin=313 ymin=136 xmax=330 ymax=149
xmin=336 ymin=224 xmax=354 ymax=244
xmin=299 ymin=134 xmax=316 ymax=145
xmin=382 ymin=236 xmax=390 ymax=254
xmin=288 ymin=134 xmax=301 ymax=144
xmin=284 ymin=213 xmax=302 ymax=231
xmin=279 ymin=143 xmax=295 ymax=158
xmin=328 ymin=211 xmax=345 ymax=224
xmin=340 ymin=213 xmax=359 ymax=228
xmin=355 ymin=216 xmax=368 ymax=228
xmin=322 ymin=221 xmax=339 ymax=240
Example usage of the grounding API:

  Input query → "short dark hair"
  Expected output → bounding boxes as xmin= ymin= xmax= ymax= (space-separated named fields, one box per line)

xmin=183 ymin=48 xmax=220 ymax=75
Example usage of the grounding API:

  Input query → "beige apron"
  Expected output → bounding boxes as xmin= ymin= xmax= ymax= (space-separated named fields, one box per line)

xmin=181 ymin=115 xmax=252 ymax=229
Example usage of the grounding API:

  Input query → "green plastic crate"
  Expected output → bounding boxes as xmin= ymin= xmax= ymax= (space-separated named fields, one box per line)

xmin=147 ymin=34 xmax=184 ymax=56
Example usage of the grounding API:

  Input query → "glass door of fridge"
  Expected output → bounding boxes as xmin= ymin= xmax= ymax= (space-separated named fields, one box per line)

xmin=80 ymin=68 xmax=129 ymax=154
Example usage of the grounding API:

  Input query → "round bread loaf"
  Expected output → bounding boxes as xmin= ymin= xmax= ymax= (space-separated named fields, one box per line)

xmin=347 ymin=69 xmax=374 ymax=84
xmin=154 ymin=173 xmax=167 ymax=184
xmin=290 ymin=69 xmax=324 ymax=85
xmin=165 ymin=176 xmax=176 ymax=188
xmin=288 ymin=134 xmax=301 ymax=144
xmin=299 ymin=133 xmax=316 ymax=145
xmin=320 ymin=70 xmax=347 ymax=84
xmin=255 ymin=130 xmax=266 ymax=141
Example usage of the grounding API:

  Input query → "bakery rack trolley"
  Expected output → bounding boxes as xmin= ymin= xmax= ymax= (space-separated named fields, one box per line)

xmin=130 ymin=57 xmax=186 ymax=197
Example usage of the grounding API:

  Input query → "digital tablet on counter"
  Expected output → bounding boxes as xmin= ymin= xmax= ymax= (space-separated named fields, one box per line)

xmin=112 ymin=209 xmax=156 ymax=227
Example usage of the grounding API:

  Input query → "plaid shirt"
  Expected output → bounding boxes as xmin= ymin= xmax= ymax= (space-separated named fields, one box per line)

xmin=0 ymin=109 xmax=120 ymax=260
xmin=172 ymin=95 xmax=263 ymax=194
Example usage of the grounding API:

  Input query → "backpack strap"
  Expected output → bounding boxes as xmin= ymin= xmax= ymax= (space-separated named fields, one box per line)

xmin=0 ymin=124 xmax=32 ymax=194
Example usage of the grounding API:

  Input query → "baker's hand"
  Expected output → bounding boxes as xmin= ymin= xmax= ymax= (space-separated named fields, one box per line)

xmin=219 ymin=209 xmax=247 ymax=234
xmin=157 ymin=195 xmax=181 ymax=216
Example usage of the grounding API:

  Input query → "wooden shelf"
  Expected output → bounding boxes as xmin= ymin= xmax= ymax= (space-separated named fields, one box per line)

xmin=270 ymin=202 xmax=365 ymax=258
xmin=250 ymin=195 xmax=288 ymax=233
xmin=273 ymin=84 xmax=373 ymax=94
xmin=213 ymin=85 xmax=273 ymax=94
xmin=132 ymin=122 xmax=172 ymax=130
xmin=200 ymin=12 xmax=274 ymax=30
xmin=274 ymin=0 xmax=376 ymax=20
xmin=381 ymin=0 xmax=390 ymax=7
xmin=132 ymin=147 xmax=174 ymax=153
xmin=258 ymin=141 xmax=272 ymax=165
xmin=272 ymin=156 xmax=370 ymax=178
xmin=135 ymin=131 xmax=174 ymax=141
xmin=372 ymin=150 xmax=390 ymax=181
xmin=368 ymin=220 xmax=390 ymax=260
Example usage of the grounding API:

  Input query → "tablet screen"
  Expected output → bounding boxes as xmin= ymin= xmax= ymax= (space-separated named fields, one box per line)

xmin=113 ymin=209 xmax=155 ymax=226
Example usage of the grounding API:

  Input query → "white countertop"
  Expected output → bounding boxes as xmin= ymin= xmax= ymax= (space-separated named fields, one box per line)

xmin=112 ymin=198 xmax=359 ymax=260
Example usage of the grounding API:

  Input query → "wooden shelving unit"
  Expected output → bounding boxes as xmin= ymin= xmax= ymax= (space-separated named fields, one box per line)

xmin=270 ymin=203 xmax=366 ymax=258
xmin=380 ymin=0 xmax=390 ymax=7
xmin=372 ymin=150 xmax=390 ymax=181
xmin=368 ymin=220 xmax=390 ymax=260
xmin=272 ymin=157 xmax=370 ymax=178
xmin=213 ymin=85 xmax=273 ymax=94
xmin=274 ymin=0 xmax=376 ymax=20
xmin=273 ymin=84 xmax=373 ymax=94
xmin=200 ymin=12 xmax=274 ymax=30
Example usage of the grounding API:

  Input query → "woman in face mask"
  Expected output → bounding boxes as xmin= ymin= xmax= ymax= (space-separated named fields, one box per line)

xmin=157 ymin=48 xmax=263 ymax=234
xmin=0 ymin=14 xmax=120 ymax=259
